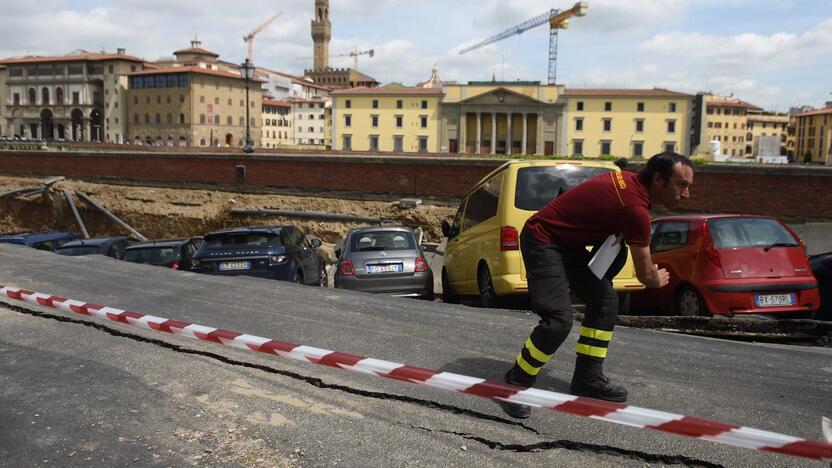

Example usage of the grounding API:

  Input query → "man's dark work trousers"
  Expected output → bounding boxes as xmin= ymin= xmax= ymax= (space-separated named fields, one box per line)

xmin=508 ymin=228 xmax=619 ymax=387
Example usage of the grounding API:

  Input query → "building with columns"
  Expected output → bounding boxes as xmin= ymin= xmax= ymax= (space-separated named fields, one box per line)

xmin=0 ymin=50 xmax=147 ymax=142
xmin=440 ymin=82 xmax=564 ymax=155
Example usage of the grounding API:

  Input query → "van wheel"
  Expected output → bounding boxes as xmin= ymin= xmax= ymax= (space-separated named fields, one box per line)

xmin=318 ymin=264 xmax=328 ymax=287
xmin=478 ymin=264 xmax=499 ymax=309
xmin=442 ymin=269 xmax=460 ymax=304
xmin=676 ymin=285 xmax=709 ymax=317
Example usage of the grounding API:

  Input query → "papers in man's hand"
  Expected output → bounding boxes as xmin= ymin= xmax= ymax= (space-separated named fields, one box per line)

xmin=588 ymin=235 xmax=622 ymax=280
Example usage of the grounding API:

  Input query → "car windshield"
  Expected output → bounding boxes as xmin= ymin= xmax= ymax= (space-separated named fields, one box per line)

xmin=351 ymin=231 xmax=416 ymax=251
xmin=707 ymin=217 xmax=798 ymax=249
xmin=514 ymin=165 xmax=614 ymax=211
xmin=204 ymin=233 xmax=277 ymax=248
xmin=56 ymin=246 xmax=100 ymax=256
xmin=123 ymin=247 xmax=177 ymax=265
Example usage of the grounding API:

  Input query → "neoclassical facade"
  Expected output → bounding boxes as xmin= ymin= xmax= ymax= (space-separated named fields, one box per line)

xmin=0 ymin=51 xmax=146 ymax=142
xmin=440 ymin=82 xmax=565 ymax=155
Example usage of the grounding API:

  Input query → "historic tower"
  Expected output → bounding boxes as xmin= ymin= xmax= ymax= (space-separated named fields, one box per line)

xmin=311 ymin=0 xmax=331 ymax=71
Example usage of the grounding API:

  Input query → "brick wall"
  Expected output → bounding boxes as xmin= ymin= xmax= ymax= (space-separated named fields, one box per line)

xmin=1 ymin=150 xmax=830 ymax=220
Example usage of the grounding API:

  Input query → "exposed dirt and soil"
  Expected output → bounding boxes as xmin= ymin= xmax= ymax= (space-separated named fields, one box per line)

xmin=0 ymin=175 xmax=457 ymax=262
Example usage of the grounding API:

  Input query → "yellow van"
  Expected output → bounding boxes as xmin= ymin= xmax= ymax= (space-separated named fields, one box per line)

xmin=440 ymin=159 xmax=645 ymax=309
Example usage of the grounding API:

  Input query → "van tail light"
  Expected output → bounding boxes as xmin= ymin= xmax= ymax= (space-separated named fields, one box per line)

xmin=415 ymin=257 xmax=428 ymax=272
xmin=701 ymin=221 xmax=721 ymax=268
xmin=170 ymin=261 xmax=179 ymax=270
xmin=340 ymin=260 xmax=355 ymax=276
xmin=500 ymin=226 xmax=519 ymax=251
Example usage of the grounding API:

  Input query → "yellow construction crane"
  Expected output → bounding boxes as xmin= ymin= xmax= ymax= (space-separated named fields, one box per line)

xmin=297 ymin=46 xmax=375 ymax=87
xmin=243 ymin=12 xmax=283 ymax=63
xmin=459 ymin=2 xmax=588 ymax=85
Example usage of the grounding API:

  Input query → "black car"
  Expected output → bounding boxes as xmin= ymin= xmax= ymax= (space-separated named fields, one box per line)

xmin=56 ymin=236 xmax=132 ymax=259
xmin=122 ymin=238 xmax=203 ymax=270
xmin=191 ymin=225 xmax=327 ymax=286
xmin=810 ymin=252 xmax=832 ymax=321
xmin=0 ymin=231 xmax=77 ymax=251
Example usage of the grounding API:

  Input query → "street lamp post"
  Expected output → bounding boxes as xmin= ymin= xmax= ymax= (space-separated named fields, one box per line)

xmin=240 ymin=59 xmax=255 ymax=154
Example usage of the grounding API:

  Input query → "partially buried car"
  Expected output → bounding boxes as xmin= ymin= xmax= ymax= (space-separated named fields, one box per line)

xmin=56 ymin=236 xmax=132 ymax=259
xmin=631 ymin=214 xmax=819 ymax=317
xmin=190 ymin=226 xmax=327 ymax=286
xmin=334 ymin=226 xmax=434 ymax=300
xmin=122 ymin=238 xmax=203 ymax=270
xmin=0 ymin=231 xmax=77 ymax=252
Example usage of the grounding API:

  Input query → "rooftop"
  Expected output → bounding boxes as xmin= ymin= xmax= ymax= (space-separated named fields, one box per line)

xmin=331 ymin=86 xmax=444 ymax=96
xmin=563 ymin=87 xmax=693 ymax=98
xmin=126 ymin=65 xmax=266 ymax=83
xmin=0 ymin=52 xmax=145 ymax=65
xmin=796 ymin=107 xmax=832 ymax=118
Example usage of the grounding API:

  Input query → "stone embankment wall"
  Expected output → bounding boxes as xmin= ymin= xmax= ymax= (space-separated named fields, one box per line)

xmin=1 ymin=150 xmax=830 ymax=220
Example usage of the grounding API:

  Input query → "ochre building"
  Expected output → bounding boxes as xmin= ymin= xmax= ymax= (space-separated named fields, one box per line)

xmin=794 ymin=106 xmax=832 ymax=164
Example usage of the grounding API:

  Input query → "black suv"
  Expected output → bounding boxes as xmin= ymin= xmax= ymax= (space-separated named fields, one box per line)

xmin=56 ymin=236 xmax=132 ymax=259
xmin=191 ymin=225 xmax=327 ymax=286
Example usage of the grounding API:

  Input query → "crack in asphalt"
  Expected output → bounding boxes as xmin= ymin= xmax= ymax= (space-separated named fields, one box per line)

xmin=4 ymin=301 xmax=721 ymax=466
xmin=408 ymin=424 xmax=724 ymax=468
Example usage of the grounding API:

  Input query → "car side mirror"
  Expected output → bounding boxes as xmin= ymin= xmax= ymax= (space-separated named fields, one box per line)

xmin=310 ymin=238 xmax=322 ymax=248
xmin=441 ymin=220 xmax=451 ymax=238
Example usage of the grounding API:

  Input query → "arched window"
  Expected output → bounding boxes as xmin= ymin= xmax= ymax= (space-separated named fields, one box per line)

xmin=180 ymin=114 xmax=185 ymax=124
xmin=56 ymin=88 xmax=64 ymax=104
xmin=133 ymin=114 xmax=139 ymax=124
xmin=144 ymin=114 xmax=150 ymax=124
xmin=166 ymin=95 xmax=171 ymax=103
xmin=200 ymin=96 xmax=205 ymax=103
xmin=200 ymin=114 xmax=206 ymax=124
xmin=240 ymin=100 xmax=244 ymax=107
xmin=226 ymin=116 xmax=232 ymax=125
xmin=166 ymin=113 xmax=172 ymax=124
xmin=214 ymin=115 xmax=221 ymax=125
xmin=155 ymin=113 xmax=161 ymax=124
xmin=214 ymin=97 xmax=219 ymax=104
xmin=228 ymin=98 xmax=232 ymax=105
xmin=239 ymin=116 xmax=244 ymax=125
xmin=200 ymin=138 xmax=206 ymax=146
xmin=42 ymin=87 xmax=50 ymax=105
xmin=29 ymin=88 xmax=37 ymax=104
xmin=179 ymin=94 xmax=185 ymax=103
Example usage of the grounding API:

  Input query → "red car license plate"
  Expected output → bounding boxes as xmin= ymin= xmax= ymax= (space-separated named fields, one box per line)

xmin=755 ymin=293 xmax=794 ymax=307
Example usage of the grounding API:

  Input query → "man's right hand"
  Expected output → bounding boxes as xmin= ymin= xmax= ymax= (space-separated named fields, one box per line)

xmin=631 ymin=245 xmax=668 ymax=289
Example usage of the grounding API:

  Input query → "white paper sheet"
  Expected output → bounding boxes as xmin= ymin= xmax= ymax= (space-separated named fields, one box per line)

xmin=588 ymin=234 xmax=622 ymax=280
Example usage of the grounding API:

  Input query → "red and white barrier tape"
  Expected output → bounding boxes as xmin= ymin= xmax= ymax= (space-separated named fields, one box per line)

xmin=2 ymin=283 xmax=830 ymax=462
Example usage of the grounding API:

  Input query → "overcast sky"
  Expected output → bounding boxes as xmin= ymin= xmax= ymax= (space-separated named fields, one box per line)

xmin=1 ymin=0 xmax=830 ymax=112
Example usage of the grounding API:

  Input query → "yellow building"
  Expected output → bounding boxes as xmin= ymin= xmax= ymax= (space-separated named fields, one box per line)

xmin=746 ymin=112 xmax=789 ymax=156
xmin=794 ymin=106 xmax=832 ymax=164
xmin=563 ymin=88 xmax=693 ymax=159
xmin=331 ymin=87 xmax=443 ymax=152
xmin=694 ymin=95 xmax=761 ymax=158
xmin=126 ymin=66 xmax=262 ymax=147
xmin=261 ymin=98 xmax=293 ymax=149
xmin=441 ymin=82 xmax=563 ymax=155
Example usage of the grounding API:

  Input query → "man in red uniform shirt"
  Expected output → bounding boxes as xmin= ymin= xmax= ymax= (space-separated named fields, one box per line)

xmin=499 ymin=152 xmax=694 ymax=419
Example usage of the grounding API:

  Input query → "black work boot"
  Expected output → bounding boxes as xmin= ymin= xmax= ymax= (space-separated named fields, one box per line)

xmin=570 ymin=359 xmax=628 ymax=402
xmin=496 ymin=369 xmax=531 ymax=419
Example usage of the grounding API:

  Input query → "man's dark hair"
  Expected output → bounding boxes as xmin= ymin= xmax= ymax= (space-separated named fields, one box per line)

xmin=638 ymin=151 xmax=693 ymax=186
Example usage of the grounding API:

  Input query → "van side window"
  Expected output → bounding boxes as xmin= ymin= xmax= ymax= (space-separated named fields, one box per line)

xmin=449 ymin=203 xmax=465 ymax=238
xmin=462 ymin=173 xmax=502 ymax=231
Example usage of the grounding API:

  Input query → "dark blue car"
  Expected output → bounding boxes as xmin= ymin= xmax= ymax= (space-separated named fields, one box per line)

xmin=0 ymin=231 xmax=77 ymax=252
xmin=191 ymin=226 xmax=327 ymax=286
xmin=56 ymin=236 xmax=132 ymax=259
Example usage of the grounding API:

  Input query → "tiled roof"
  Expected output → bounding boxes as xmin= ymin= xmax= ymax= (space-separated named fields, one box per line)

xmin=796 ymin=107 xmax=832 ymax=117
xmin=331 ymin=86 xmax=444 ymax=96
xmin=126 ymin=66 xmax=266 ymax=82
xmin=0 ymin=53 xmax=145 ymax=65
xmin=563 ymin=87 xmax=693 ymax=98
xmin=173 ymin=47 xmax=219 ymax=58
xmin=707 ymin=97 xmax=762 ymax=110
xmin=263 ymin=98 xmax=292 ymax=107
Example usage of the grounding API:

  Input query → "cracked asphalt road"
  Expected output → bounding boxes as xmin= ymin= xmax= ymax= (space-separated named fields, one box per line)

xmin=1 ymin=244 xmax=830 ymax=467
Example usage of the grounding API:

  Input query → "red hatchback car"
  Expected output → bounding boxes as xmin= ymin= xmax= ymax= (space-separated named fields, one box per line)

xmin=631 ymin=214 xmax=819 ymax=317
